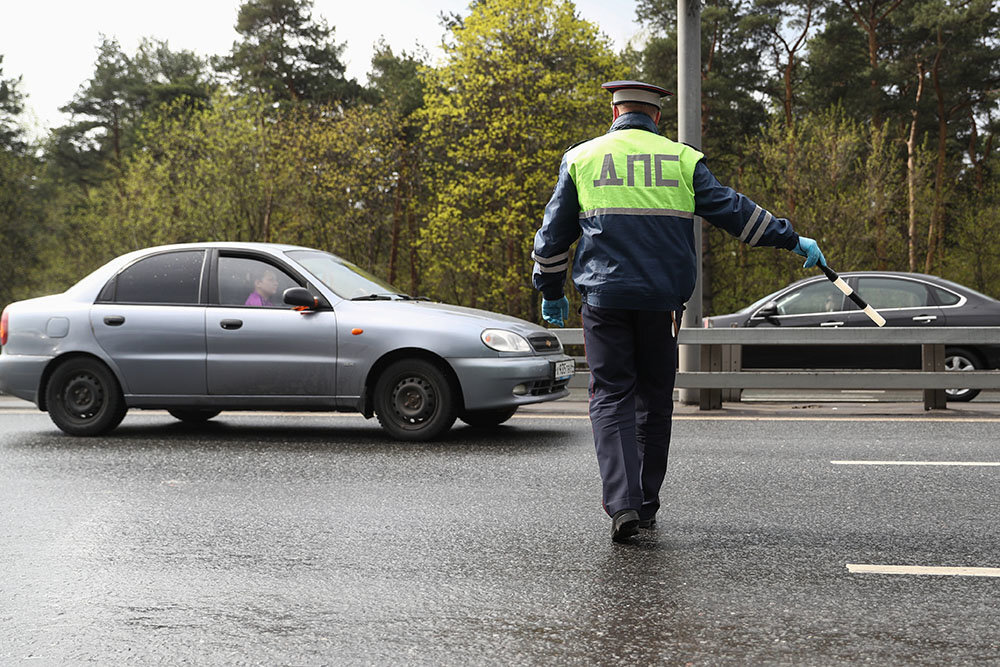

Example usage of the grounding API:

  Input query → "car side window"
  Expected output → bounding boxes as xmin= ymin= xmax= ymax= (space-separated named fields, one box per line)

xmin=774 ymin=281 xmax=846 ymax=316
xmin=113 ymin=250 xmax=205 ymax=305
xmin=218 ymin=256 xmax=300 ymax=308
xmin=932 ymin=286 xmax=961 ymax=306
xmin=856 ymin=277 xmax=930 ymax=309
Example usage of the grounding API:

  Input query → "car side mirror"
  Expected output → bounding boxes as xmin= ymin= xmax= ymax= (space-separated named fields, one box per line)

xmin=283 ymin=287 xmax=318 ymax=309
xmin=754 ymin=301 xmax=779 ymax=320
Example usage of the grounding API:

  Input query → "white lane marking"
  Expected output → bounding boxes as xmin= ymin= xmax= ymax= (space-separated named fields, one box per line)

xmin=5 ymin=409 xmax=1000 ymax=424
xmin=513 ymin=415 xmax=1000 ymax=423
xmin=832 ymin=460 xmax=1000 ymax=467
xmin=848 ymin=564 xmax=1000 ymax=577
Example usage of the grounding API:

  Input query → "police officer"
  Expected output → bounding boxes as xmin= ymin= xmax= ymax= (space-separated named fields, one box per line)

xmin=531 ymin=81 xmax=826 ymax=543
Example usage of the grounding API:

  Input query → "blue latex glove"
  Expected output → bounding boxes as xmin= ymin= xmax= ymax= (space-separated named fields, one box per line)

xmin=541 ymin=296 xmax=570 ymax=327
xmin=793 ymin=236 xmax=827 ymax=269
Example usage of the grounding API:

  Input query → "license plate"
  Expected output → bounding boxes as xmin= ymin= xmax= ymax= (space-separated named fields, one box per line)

xmin=553 ymin=359 xmax=575 ymax=380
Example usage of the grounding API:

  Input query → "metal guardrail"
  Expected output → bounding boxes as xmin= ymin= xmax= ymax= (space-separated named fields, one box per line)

xmin=552 ymin=327 xmax=1000 ymax=410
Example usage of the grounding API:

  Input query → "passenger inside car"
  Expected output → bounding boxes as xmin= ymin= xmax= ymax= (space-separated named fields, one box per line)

xmin=245 ymin=268 xmax=279 ymax=307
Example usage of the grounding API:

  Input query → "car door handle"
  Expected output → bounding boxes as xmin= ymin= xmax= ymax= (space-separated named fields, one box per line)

xmin=103 ymin=315 xmax=125 ymax=326
xmin=912 ymin=315 xmax=937 ymax=323
xmin=220 ymin=319 xmax=243 ymax=330
xmin=819 ymin=321 xmax=845 ymax=327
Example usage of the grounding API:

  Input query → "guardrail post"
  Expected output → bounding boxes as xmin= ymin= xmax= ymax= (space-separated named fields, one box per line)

xmin=699 ymin=343 xmax=722 ymax=410
xmin=922 ymin=343 xmax=947 ymax=410
xmin=722 ymin=344 xmax=742 ymax=403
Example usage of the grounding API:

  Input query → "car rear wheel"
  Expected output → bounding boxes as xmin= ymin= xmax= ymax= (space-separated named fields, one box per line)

xmin=46 ymin=358 xmax=127 ymax=436
xmin=168 ymin=409 xmax=221 ymax=423
xmin=944 ymin=347 xmax=981 ymax=402
xmin=460 ymin=407 xmax=518 ymax=428
xmin=374 ymin=359 xmax=456 ymax=441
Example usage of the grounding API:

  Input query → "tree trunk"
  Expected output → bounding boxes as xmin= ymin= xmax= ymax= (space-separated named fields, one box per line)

xmin=262 ymin=188 xmax=273 ymax=243
xmin=406 ymin=152 xmax=420 ymax=296
xmin=924 ymin=36 xmax=947 ymax=274
xmin=906 ymin=61 xmax=925 ymax=272
xmin=388 ymin=161 xmax=403 ymax=285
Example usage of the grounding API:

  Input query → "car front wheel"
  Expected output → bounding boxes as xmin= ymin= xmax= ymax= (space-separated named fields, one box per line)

xmin=944 ymin=347 xmax=981 ymax=402
xmin=460 ymin=407 xmax=518 ymax=428
xmin=374 ymin=359 xmax=457 ymax=441
xmin=46 ymin=358 xmax=127 ymax=436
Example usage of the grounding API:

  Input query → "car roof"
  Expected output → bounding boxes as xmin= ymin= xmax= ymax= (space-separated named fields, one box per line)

xmin=62 ymin=242 xmax=326 ymax=301
xmin=726 ymin=270 xmax=999 ymax=317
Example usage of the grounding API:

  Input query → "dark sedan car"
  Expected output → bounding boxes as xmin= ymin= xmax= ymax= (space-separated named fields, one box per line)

xmin=706 ymin=272 xmax=1000 ymax=401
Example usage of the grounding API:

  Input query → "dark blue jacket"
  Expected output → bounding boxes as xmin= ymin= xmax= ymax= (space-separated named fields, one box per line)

xmin=532 ymin=113 xmax=800 ymax=310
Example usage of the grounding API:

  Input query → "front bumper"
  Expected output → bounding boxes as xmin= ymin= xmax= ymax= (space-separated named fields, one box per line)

xmin=450 ymin=354 xmax=574 ymax=411
xmin=0 ymin=353 xmax=51 ymax=406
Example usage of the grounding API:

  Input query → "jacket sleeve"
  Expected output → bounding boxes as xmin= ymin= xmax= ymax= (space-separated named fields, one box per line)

xmin=692 ymin=159 xmax=799 ymax=251
xmin=532 ymin=155 xmax=581 ymax=300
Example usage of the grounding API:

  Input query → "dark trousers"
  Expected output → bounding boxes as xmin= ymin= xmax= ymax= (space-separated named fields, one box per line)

xmin=582 ymin=303 xmax=680 ymax=519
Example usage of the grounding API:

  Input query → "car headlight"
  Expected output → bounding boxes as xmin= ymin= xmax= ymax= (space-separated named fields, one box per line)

xmin=481 ymin=329 xmax=531 ymax=353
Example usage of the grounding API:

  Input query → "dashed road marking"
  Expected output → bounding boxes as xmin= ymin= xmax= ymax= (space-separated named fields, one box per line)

xmin=832 ymin=460 xmax=1000 ymax=467
xmin=847 ymin=564 xmax=1000 ymax=577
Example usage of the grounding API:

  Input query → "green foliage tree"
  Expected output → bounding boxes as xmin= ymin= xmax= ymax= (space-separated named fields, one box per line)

xmin=418 ymin=0 xmax=624 ymax=321
xmin=709 ymin=109 xmax=916 ymax=314
xmin=0 ymin=55 xmax=27 ymax=152
xmin=77 ymin=92 xmax=404 ymax=280
xmin=47 ymin=36 xmax=213 ymax=189
xmin=636 ymin=0 xmax=770 ymax=179
xmin=894 ymin=0 xmax=1000 ymax=273
xmin=368 ymin=43 xmax=428 ymax=293
xmin=949 ymin=161 xmax=1000 ymax=296
xmin=217 ymin=0 xmax=364 ymax=106
xmin=0 ymin=59 xmax=48 ymax=308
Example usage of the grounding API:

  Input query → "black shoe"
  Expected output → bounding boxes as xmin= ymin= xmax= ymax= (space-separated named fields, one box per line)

xmin=611 ymin=509 xmax=640 ymax=543
xmin=638 ymin=517 xmax=656 ymax=530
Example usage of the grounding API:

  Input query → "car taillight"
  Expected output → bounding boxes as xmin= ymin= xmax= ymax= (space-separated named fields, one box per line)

xmin=0 ymin=307 xmax=8 ymax=346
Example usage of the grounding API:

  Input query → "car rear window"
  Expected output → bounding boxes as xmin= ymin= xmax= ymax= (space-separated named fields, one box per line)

xmin=113 ymin=251 xmax=205 ymax=305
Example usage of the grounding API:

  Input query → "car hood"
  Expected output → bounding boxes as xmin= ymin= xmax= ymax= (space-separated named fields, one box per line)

xmin=358 ymin=300 xmax=551 ymax=337
xmin=705 ymin=313 xmax=747 ymax=328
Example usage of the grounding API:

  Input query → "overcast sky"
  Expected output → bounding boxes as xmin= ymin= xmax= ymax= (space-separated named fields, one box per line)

xmin=1 ymin=0 xmax=643 ymax=137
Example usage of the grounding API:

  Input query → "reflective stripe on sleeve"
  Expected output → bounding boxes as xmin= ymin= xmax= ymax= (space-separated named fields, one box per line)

xmin=531 ymin=250 xmax=570 ymax=273
xmin=748 ymin=211 xmax=772 ymax=246
xmin=531 ymin=250 xmax=569 ymax=265
xmin=739 ymin=205 xmax=763 ymax=243
xmin=535 ymin=261 xmax=568 ymax=273
xmin=579 ymin=207 xmax=695 ymax=219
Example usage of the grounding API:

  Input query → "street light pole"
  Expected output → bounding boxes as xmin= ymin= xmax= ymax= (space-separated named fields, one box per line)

xmin=677 ymin=0 xmax=702 ymax=404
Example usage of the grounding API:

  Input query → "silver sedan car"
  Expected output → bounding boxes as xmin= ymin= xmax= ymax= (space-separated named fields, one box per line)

xmin=0 ymin=243 xmax=573 ymax=440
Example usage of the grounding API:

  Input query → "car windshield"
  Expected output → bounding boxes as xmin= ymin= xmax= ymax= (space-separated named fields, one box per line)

xmin=738 ymin=289 xmax=787 ymax=314
xmin=286 ymin=250 xmax=402 ymax=299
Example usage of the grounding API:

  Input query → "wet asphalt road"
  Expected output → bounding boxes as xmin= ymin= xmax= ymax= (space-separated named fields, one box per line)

xmin=2 ymin=410 xmax=1000 ymax=664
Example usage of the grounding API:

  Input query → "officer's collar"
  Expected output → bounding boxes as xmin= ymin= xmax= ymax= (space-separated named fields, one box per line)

xmin=608 ymin=111 xmax=660 ymax=134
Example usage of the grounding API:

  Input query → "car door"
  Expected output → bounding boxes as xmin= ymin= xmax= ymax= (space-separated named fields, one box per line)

xmin=846 ymin=275 xmax=947 ymax=327
xmin=90 ymin=249 xmax=208 ymax=395
xmin=841 ymin=275 xmax=948 ymax=369
xmin=742 ymin=278 xmax=851 ymax=368
xmin=205 ymin=253 xmax=337 ymax=396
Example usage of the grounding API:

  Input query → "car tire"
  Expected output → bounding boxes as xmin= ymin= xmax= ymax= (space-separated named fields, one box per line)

xmin=167 ymin=409 xmax=221 ymax=423
xmin=944 ymin=347 xmax=981 ymax=402
xmin=45 ymin=358 xmax=127 ymax=436
xmin=374 ymin=359 xmax=457 ymax=441
xmin=460 ymin=407 xmax=518 ymax=428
